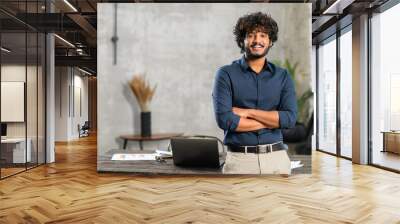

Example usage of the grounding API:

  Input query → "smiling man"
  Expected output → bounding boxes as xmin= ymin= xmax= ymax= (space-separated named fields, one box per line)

xmin=212 ymin=12 xmax=297 ymax=158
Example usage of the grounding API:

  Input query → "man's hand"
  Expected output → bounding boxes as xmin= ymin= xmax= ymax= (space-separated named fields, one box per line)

xmin=232 ymin=107 xmax=280 ymax=130
xmin=235 ymin=117 xmax=267 ymax=132
xmin=232 ymin=107 xmax=252 ymax=118
xmin=247 ymin=109 xmax=280 ymax=129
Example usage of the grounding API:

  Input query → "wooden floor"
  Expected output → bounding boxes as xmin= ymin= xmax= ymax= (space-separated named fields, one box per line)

xmin=1 ymin=135 xmax=400 ymax=223
xmin=1 ymin=163 xmax=45 ymax=178
xmin=1 ymin=167 xmax=26 ymax=178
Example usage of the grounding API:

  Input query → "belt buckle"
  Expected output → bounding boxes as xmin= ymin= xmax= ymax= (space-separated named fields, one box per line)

xmin=257 ymin=144 xmax=275 ymax=154
xmin=257 ymin=145 xmax=268 ymax=154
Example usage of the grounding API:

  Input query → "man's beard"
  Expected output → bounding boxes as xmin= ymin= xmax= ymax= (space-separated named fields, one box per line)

xmin=244 ymin=45 xmax=270 ymax=60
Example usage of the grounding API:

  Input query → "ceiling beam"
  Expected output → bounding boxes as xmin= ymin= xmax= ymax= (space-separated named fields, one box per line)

xmin=55 ymin=55 xmax=96 ymax=70
xmin=322 ymin=0 xmax=356 ymax=14
xmin=67 ymin=13 xmax=97 ymax=46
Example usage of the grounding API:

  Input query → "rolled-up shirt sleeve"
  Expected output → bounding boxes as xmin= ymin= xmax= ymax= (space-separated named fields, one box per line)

xmin=278 ymin=70 xmax=297 ymax=129
xmin=212 ymin=68 xmax=241 ymax=132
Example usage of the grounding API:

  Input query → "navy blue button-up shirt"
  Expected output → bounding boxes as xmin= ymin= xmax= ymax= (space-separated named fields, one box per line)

xmin=212 ymin=56 xmax=297 ymax=146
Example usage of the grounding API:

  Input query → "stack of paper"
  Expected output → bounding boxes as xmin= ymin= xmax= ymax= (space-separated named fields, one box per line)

xmin=155 ymin=150 xmax=173 ymax=158
xmin=111 ymin=150 xmax=173 ymax=161
xmin=290 ymin=160 xmax=304 ymax=169
xmin=111 ymin=153 xmax=157 ymax=161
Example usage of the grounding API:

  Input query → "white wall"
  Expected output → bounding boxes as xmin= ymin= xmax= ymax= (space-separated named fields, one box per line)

xmin=1 ymin=64 xmax=46 ymax=164
xmin=55 ymin=67 xmax=69 ymax=141
xmin=72 ymin=72 xmax=89 ymax=138
xmin=1 ymin=65 xmax=37 ymax=138
xmin=55 ymin=67 xmax=89 ymax=141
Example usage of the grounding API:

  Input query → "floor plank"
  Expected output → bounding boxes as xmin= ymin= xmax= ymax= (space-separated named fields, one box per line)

xmin=0 ymin=134 xmax=400 ymax=223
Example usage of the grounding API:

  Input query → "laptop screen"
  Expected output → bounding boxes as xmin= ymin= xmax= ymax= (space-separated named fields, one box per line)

xmin=171 ymin=137 xmax=225 ymax=168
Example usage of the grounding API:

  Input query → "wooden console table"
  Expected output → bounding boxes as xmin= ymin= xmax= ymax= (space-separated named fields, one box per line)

xmin=382 ymin=131 xmax=400 ymax=154
xmin=119 ymin=133 xmax=183 ymax=150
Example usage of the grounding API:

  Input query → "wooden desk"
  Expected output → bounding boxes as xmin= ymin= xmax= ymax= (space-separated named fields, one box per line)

xmin=119 ymin=133 xmax=183 ymax=150
xmin=382 ymin=131 xmax=400 ymax=154
xmin=1 ymin=138 xmax=31 ymax=164
xmin=98 ymin=149 xmax=311 ymax=175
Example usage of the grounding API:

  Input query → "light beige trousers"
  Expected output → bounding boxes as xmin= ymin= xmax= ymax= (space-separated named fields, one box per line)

xmin=222 ymin=150 xmax=291 ymax=175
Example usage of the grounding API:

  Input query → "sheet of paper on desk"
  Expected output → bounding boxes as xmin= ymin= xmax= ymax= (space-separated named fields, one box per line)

xmin=111 ymin=153 xmax=156 ymax=161
xmin=290 ymin=161 xmax=304 ymax=169
xmin=155 ymin=150 xmax=172 ymax=158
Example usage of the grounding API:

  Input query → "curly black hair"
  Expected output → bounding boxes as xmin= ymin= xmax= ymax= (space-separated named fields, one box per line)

xmin=233 ymin=12 xmax=278 ymax=53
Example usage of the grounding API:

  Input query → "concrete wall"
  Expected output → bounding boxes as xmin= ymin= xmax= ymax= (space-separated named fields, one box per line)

xmin=97 ymin=3 xmax=312 ymax=157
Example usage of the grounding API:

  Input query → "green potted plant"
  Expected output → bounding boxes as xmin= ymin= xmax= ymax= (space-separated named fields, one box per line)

xmin=272 ymin=59 xmax=313 ymax=124
xmin=273 ymin=59 xmax=313 ymax=154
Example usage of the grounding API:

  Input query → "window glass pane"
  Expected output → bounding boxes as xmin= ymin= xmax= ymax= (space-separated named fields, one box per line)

xmin=318 ymin=37 xmax=337 ymax=154
xmin=27 ymin=31 xmax=38 ymax=169
xmin=1 ymin=30 xmax=28 ymax=177
xmin=371 ymin=3 xmax=400 ymax=170
xmin=0 ymin=1 xmax=46 ymax=178
xmin=340 ymin=29 xmax=352 ymax=158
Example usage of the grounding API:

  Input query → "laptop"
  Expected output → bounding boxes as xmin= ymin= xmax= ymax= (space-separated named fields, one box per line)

xmin=171 ymin=137 xmax=226 ymax=168
xmin=1 ymin=123 xmax=7 ymax=140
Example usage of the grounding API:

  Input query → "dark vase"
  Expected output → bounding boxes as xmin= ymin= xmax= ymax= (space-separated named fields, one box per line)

xmin=141 ymin=111 xmax=151 ymax=137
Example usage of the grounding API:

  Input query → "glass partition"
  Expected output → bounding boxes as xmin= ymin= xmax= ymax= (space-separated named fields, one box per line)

xmin=371 ymin=3 xmax=400 ymax=171
xmin=317 ymin=36 xmax=337 ymax=154
xmin=1 ymin=30 xmax=28 ymax=177
xmin=0 ymin=1 xmax=46 ymax=179
xmin=339 ymin=28 xmax=352 ymax=158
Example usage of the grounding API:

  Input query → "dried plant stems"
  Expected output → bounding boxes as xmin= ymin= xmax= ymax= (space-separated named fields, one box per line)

xmin=129 ymin=75 xmax=157 ymax=112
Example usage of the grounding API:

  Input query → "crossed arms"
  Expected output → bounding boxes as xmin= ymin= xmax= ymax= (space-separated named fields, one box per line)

xmin=212 ymin=68 xmax=297 ymax=133
xmin=232 ymin=107 xmax=279 ymax=132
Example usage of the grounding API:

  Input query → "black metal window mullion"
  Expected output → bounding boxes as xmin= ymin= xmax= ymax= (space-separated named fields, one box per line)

xmin=315 ymin=45 xmax=320 ymax=151
xmin=367 ymin=10 xmax=373 ymax=165
xmin=44 ymin=31 xmax=47 ymax=164
xmin=44 ymin=0 xmax=47 ymax=164
xmin=24 ymin=0 xmax=28 ymax=171
xmin=68 ymin=69 xmax=71 ymax=118
xmin=72 ymin=68 xmax=75 ymax=118
xmin=36 ymin=0 xmax=39 ymax=168
xmin=336 ymin=27 xmax=341 ymax=157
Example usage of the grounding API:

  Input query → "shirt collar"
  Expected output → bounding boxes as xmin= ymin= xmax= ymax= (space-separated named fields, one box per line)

xmin=239 ymin=55 xmax=273 ymax=73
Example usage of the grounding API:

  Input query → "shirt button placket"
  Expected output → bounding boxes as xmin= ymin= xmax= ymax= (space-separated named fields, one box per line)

xmin=256 ymin=75 xmax=260 ymax=145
